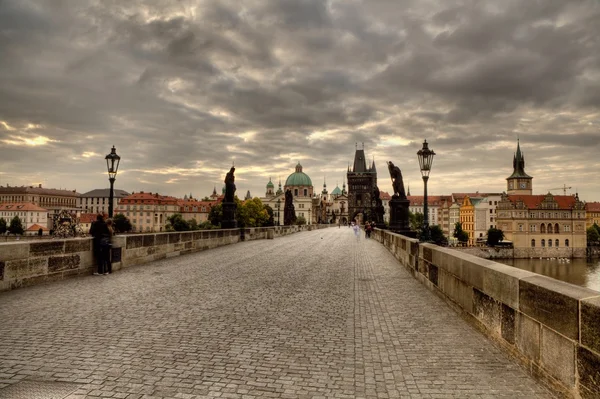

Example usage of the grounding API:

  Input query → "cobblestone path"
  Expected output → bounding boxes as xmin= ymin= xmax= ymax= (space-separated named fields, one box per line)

xmin=0 ymin=228 xmax=554 ymax=398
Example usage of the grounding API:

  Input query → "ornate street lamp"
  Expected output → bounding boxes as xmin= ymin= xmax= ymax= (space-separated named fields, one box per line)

xmin=417 ymin=140 xmax=435 ymax=242
xmin=105 ymin=145 xmax=121 ymax=218
xmin=276 ymin=198 xmax=281 ymax=226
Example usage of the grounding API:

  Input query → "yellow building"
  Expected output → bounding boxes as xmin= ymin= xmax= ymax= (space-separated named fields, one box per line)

xmin=586 ymin=202 xmax=600 ymax=229
xmin=459 ymin=196 xmax=476 ymax=246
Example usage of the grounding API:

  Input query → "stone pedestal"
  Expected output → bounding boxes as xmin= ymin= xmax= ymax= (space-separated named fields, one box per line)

xmin=388 ymin=196 xmax=416 ymax=237
xmin=221 ymin=201 xmax=237 ymax=229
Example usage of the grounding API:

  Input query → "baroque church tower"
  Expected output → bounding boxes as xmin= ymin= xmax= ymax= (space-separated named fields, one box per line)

xmin=507 ymin=139 xmax=533 ymax=195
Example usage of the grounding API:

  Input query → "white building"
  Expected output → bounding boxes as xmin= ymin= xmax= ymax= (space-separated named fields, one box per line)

xmin=0 ymin=203 xmax=49 ymax=235
xmin=79 ymin=188 xmax=130 ymax=215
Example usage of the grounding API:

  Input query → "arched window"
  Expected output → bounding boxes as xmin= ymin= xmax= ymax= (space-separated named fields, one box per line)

xmin=565 ymin=239 xmax=569 ymax=247
xmin=548 ymin=239 xmax=552 ymax=247
xmin=555 ymin=239 xmax=559 ymax=247
xmin=541 ymin=224 xmax=546 ymax=233
xmin=555 ymin=223 xmax=559 ymax=233
xmin=531 ymin=239 xmax=535 ymax=247
xmin=547 ymin=224 xmax=553 ymax=234
xmin=541 ymin=239 xmax=545 ymax=247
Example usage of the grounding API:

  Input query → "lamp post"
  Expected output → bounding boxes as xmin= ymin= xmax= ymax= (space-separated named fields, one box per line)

xmin=417 ymin=140 xmax=435 ymax=242
xmin=276 ymin=198 xmax=281 ymax=226
xmin=105 ymin=145 xmax=121 ymax=218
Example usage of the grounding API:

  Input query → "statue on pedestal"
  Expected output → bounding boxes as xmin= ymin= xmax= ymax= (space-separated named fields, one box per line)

xmin=386 ymin=160 xmax=414 ymax=237
xmin=283 ymin=189 xmax=296 ymax=226
xmin=222 ymin=166 xmax=238 ymax=228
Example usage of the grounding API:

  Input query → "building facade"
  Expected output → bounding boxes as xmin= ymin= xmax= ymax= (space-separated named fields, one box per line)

xmin=79 ymin=188 xmax=130 ymax=215
xmin=585 ymin=202 xmax=600 ymax=229
xmin=0 ymin=203 xmax=49 ymax=235
xmin=0 ymin=184 xmax=80 ymax=229
xmin=115 ymin=192 xmax=179 ymax=232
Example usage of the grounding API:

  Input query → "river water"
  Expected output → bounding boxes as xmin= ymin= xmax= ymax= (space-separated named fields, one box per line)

xmin=494 ymin=258 xmax=600 ymax=292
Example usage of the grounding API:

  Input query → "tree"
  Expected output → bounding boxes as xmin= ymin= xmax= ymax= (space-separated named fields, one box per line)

xmin=208 ymin=203 xmax=223 ymax=226
xmin=188 ymin=218 xmax=199 ymax=231
xmin=0 ymin=218 xmax=6 ymax=234
xmin=112 ymin=214 xmax=132 ymax=233
xmin=429 ymin=225 xmax=447 ymax=246
xmin=264 ymin=205 xmax=275 ymax=227
xmin=487 ymin=228 xmax=505 ymax=247
xmin=296 ymin=215 xmax=307 ymax=225
xmin=238 ymin=198 xmax=270 ymax=227
xmin=167 ymin=213 xmax=190 ymax=231
xmin=201 ymin=196 xmax=211 ymax=201
xmin=453 ymin=222 xmax=469 ymax=245
xmin=409 ymin=211 xmax=424 ymax=233
xmin=587 ymin=225 xmax=600 ymax=245
xmin=9 ymin=215 xmax=24 ymax=235
xmin=198 ymin=220 xmax=218 ymax=230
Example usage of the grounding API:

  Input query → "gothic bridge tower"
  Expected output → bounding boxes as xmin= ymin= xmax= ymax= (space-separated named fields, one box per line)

xmin=347 ymin=144 xmax=377 ymax=222
xmin=507 ymin=139 xmax=533 ymax=195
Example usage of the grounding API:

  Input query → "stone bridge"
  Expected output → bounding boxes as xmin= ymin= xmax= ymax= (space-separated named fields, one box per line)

xmin=0 ymin=227 xmax=598 ymax=398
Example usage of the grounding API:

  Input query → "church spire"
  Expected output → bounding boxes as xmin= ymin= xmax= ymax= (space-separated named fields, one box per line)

xmin=407 ymin=184 xmax=411 ymax=196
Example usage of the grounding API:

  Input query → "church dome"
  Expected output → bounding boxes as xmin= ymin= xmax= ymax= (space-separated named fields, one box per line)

xmin=266 ymin=178 xmax=274 ymax=188
xmin=331 ymin=186 xmax=342 ymax=196
xmin=285 ymin=163 xmax=312 ymax=187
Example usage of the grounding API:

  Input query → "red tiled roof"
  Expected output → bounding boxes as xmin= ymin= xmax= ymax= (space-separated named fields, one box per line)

xmin=120 ymin=192 xmax=178 ymax=205
xmin=0 ymin=203 xmax=48 ymax=211
xmin=586 ymin=202 xmax=600 ymax=212
xmin=26 ymin=224 xmax=48 ymax=231
xmin=507 ymin=195 xmax=579 ymax=209
xmin=380 ymin=191 xmax=392 ymax=200
xmin=79 ymin=213 xmax=100 ymax=223
xmin=407 ymin=195 xmax=450 ymax=206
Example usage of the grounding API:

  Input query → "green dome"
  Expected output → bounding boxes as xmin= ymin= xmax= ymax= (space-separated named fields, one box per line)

xmin=331 ymin=186 xmax=342 ymax=195
xmin=266 ymin=178 xmax=274 ymax=188
xmin=285 ymin=163 xmax=313 ymax=187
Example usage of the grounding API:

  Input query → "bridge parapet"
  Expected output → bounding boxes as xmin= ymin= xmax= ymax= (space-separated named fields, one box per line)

xmin=372 ymin=228 xmax=600 ymax=399
xmin=0 ymin=225 xmax=331 ymax=293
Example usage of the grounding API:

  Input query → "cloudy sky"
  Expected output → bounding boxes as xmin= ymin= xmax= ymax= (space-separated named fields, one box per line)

xmin=1 ymin=0 xmax=599 ymax=201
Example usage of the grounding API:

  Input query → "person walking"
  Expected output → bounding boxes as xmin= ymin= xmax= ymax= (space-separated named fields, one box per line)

xmin=365 ymin=222 xmax=372 ymax=239
xmin=352 ymin=222 xmax=360 ymax=240
xmin=89 ymin=214 xmax=110 ymax=276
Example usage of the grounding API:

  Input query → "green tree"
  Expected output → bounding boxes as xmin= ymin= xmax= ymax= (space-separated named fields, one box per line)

xmin=238 ymin=198 xmax=270 ymax=227
xmin=429 ymin=225 xmax=447 ymax=246
xmin=486 ymin=228 xmax=505 ymax=247
xmin=296 ymin=215 xmax=307 ymax=225
xmin=587 ymin=225 xmax=600 ymax=245
xmin=112 ymin=214 xmax=132 ymax=233
xmin=208 ymin=203 xmax=223 ymax=226
xmin=264 ymin=205 xmax=275 ymax=227
xmin=167 ymin=213 xmax=190 ymax=231
xmin=198 ymin=220 xmax=217 ymax=230
xmin=201 ymin=196 xmax=211 ymax=201
xmin=9 ymin=215 xmax=24 ymax=235
xmin=0 ymin=218 xmax=6 ymax=234
xmin=409 ymin=211 xmax=424 ymax=233
xmin=453 ymin=222 xmax=469 ymax=245
xmin=188 ymin=218 xmax=199 ymax=231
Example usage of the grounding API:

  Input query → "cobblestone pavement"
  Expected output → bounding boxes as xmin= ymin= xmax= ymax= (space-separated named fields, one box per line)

xmin=0 ymin=228 xmax=555 ymax=398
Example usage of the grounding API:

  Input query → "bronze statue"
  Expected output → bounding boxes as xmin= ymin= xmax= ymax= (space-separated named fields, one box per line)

xmin=283 ymin=189 xmax=296 ymax=225
xmin=224 ymin=166 xmax=236 ymax=202
xmin=387 ymin=161 xmax=406 ymax=199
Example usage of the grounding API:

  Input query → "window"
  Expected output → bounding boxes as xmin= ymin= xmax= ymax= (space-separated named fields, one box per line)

xmin=531 ymin=239 xmax=535 ymax=247
xmin=548 ymin=224 xmax=553 ymax=234
xmin=548 ymin=239 xmax=552 ymax=247
xmin=555 ymin=223 xmax=559 ymax=233
xmin=530 ymin=224 xmax=537 ymax=232
xmin=304 ymin=189 xmax=308 ymax=196
xmin=541 ymin=239 xmax=545 ymax=247
xmin=565 ymin=239 xmax=569 ymax=247
xmin=519 ymin=224 xmax=523 ymax=232
xmin=294 ymin=189 xmax=298 ymax=196
xmin=555 ymin=239 xmax=559 ymax=247
xmin=490 ymin=209 xmax=493 ymax=214
xmin=541 ymin=224 xmax=546 ymax=233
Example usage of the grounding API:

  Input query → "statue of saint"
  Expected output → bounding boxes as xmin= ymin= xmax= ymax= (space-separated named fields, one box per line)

xmin=387 ymin=161 xmax=406 ymax=199
xmin=224 ymin=166 xmax=236 ymax=203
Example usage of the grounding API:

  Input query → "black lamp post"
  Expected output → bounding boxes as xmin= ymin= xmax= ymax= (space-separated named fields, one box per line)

xmin=276 ymin=198 xmax=281 ymax=226
xmin=417 ymin=140 xmax=435 ymax=242
xmin=105 ymin=145 xmax=121 ymax=218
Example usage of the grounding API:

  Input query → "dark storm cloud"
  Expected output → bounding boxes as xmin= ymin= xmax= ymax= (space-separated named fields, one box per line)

xmin=0 ymin=0 xmax=599 ymax=199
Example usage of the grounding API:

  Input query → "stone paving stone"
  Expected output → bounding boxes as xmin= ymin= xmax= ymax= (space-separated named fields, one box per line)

xmin=0 ymin=229 xmax=555 ymax=398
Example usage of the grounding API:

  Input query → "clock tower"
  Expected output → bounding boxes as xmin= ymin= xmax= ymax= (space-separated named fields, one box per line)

xmin=506 ymin=140 xmax=532 ymax=195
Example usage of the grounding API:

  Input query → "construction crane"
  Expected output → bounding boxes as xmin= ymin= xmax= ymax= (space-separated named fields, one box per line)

xmin=548 ymin=184 xmax=572 ymax=195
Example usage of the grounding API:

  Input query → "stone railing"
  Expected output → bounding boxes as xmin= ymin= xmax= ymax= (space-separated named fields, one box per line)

xmin=0 ymin=225 xmax=331 ymax=292
xmin=372 ymin=228 xmax=600 ymax=399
